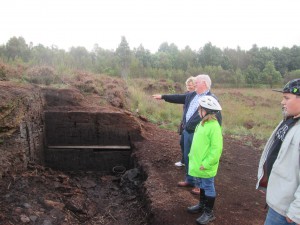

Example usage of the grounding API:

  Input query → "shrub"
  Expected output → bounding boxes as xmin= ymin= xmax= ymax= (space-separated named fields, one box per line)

xmin=0 ymin=62 xmax=7 ymax=81
xmin=25 ymin=66 xmax=59 ymax=85
xmin=0 ymin=61 xmax=22 ymax=80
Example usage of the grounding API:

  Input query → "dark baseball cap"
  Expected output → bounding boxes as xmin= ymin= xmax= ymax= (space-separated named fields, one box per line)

xmin=272 ymin=78 xmax=300 ymax=96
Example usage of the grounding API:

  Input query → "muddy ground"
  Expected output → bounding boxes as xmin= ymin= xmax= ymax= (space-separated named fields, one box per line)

xmin=0 ymin=121 xmax=267 ymax=225
xmin=0 ymin=76 xmax=267 ymax=225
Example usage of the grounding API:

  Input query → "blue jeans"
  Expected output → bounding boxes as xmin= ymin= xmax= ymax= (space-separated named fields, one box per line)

xmin=264 ymin=207 xmax=296 ymax=225
xmin=182 ymin=130 xmax=200 ymax=187
xmin=179 ymin=134 xmax=184 ymax=163
xmin=199 ymin=177 xmax=216 ymax=197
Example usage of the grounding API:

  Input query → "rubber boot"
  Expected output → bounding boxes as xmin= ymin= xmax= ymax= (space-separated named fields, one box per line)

xmin=187 ymin=189 xmax=205 ymax=214
xmin=196 ymin=196 xmax=216 ymax=225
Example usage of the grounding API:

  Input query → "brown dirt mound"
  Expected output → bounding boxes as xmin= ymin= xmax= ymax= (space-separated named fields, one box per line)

xmin=65 ymin=71 xmax=129 ymax=109
xmin=142 ymin=79 xmax=183 ymax=94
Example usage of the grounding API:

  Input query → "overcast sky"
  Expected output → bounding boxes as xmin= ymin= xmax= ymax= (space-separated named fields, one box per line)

xmin=1 ymin=0 xmax=299 ymax=52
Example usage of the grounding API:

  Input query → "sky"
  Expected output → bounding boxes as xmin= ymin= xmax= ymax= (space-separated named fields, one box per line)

xmin=1 ymin=0 xmax=300 ymax=53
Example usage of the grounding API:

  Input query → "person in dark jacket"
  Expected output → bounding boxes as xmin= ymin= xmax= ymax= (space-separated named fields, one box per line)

xmin=175 ymin=76 xmax=196 ymax=167
xmin=152 ymin=74 xmax=222 ymax=195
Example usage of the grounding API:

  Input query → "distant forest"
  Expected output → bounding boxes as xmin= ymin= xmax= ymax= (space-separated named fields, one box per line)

xmin=1 ymin=36 xmax=300 ymax=87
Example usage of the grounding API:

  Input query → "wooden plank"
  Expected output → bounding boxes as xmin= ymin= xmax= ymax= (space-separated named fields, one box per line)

xmin=47 ymin=145 xmax=131 ymax=149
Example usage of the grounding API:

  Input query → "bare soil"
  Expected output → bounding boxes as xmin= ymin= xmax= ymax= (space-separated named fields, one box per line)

xmin=0 ymin=77 xmax=267 ymax=225
xmin=133 ymin=121 xmax=267 ymax=225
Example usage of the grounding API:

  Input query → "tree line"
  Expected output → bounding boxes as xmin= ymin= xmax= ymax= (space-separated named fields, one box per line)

xmin=1 ymin=36 xmax=300 ymax=87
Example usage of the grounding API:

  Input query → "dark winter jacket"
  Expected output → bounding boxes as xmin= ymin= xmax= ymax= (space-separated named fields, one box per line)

xmin=162 ymin=91 xmax=222 ymax=133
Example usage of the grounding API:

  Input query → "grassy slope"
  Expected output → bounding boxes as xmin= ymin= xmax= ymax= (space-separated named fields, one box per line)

xmin=214 ymin=88 xmax=282 ymax=140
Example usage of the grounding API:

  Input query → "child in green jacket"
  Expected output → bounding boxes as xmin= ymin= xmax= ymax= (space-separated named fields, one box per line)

xmin=187 ymin=95 xmax=223 ymax=225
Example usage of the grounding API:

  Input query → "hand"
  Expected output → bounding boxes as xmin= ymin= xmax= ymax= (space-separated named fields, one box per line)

xmin=200 ymin=165 xmax=205 ymax=170
xmin=286 ymin=217 xmax=299 ymax=225
xmin=152 ymin=94 xmax=162 ymax=100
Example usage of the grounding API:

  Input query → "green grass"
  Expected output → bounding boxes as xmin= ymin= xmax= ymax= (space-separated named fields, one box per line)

xmin=127 ymin=81 xmax=183 ymax=131
xmin=128 ymin=80 xmax=283 ymax=140
xmin=211 ymin=88 xmax=282 ymax=140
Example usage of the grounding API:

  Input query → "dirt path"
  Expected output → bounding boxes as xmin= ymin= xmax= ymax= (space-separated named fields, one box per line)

xmin=133 ymin=121 xmax=267 ymax=225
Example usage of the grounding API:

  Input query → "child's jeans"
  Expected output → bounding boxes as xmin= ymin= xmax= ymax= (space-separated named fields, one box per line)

xmin=199 ymin=177 xmax=216 ymax=197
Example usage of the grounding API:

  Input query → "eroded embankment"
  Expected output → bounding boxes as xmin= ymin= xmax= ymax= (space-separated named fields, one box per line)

xmin=0 ymin=82 xmax=44 ymax=176
xmin=0 ymin=81 xmax=155 ymax=225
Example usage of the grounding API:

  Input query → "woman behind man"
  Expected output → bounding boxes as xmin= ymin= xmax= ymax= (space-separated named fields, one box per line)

xmin=175 ymin=76 xmax=196 ymax=167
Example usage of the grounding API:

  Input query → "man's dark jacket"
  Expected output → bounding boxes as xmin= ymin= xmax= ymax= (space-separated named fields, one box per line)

xmin=162 ymin=91 xmax=222 ymax=133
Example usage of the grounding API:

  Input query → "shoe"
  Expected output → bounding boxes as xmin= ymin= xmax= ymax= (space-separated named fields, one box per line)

xmin=196 ymin=210 xmax=216 ymax=224
xmin=177 ymin=181 xmax=192 ymax=187
xmin=187 ymin=203 xmax=205 ymax=214
xmin=191 ymin=187 xmax=201 ymax=195
xmin=174 ymin=161 xmax=185 ymax=167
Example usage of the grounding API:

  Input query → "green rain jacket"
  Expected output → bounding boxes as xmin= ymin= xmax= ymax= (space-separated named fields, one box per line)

xmin=188 ymin=119 xmax=223 ymax=178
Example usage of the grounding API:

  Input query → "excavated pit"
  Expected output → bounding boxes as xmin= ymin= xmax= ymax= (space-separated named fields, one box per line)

xmin=39 ymin=110 xmax=151 ymax=224
xmin=44 ymin=111 xmax=135 ymax=172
